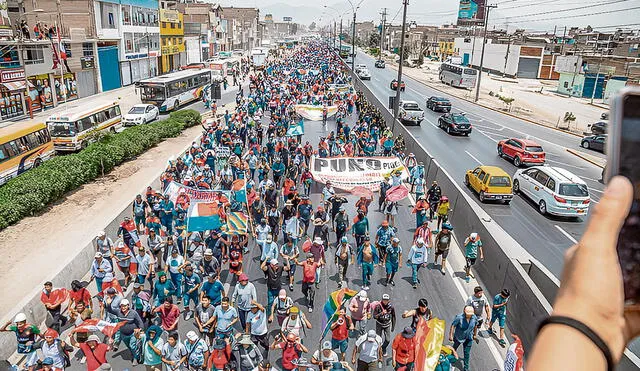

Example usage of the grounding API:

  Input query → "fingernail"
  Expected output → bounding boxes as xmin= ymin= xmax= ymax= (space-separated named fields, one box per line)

xmin=605 ymin=175 xmax=632 ymax=197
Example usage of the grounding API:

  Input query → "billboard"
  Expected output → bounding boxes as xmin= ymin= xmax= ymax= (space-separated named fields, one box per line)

xmin=457 ymin=0 xmax=485 ymax=26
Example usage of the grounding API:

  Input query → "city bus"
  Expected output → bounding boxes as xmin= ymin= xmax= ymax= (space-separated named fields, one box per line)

xmin=138 ymin=69 xmax=211 ymax=112
xmin=439 ymin=62 xmax=478 ymax=89
xmin=47 ymin=101 xmax=122 ymax=152
xmin=251 ymin=47 xmax=268 ymax=69
xmin=225 ymin=57 xmax=241 ymax=76
xmin=0 ymin=121 xmax=53 ymax=185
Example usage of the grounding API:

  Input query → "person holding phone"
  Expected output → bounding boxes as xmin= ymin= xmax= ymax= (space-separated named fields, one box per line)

xmin=487 ymin=289 xmax=510 ymax=346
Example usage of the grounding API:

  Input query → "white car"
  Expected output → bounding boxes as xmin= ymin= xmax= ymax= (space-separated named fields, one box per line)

xmin=357 ymin=68 xmax=371 ymax=80
xmin=123 ymin=104 xmax=159 ymax=126
xmin=354 ymin=64 xmax=367 ymax=73
xmin=512 ymin=166 xmax=591 ymax=217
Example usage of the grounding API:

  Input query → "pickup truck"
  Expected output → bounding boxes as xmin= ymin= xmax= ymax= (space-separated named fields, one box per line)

xmin=399 ymin=101 xmax=424 ymax=126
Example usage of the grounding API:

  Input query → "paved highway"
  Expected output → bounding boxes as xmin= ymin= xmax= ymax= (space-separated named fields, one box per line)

xmin=353 ymin=52 xmax=606 ymax=276
xmin=62 ymin=108 xmax=505 ymax=371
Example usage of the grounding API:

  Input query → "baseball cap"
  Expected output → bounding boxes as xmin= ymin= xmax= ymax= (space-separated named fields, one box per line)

xmin=239 ymin=273 xmax=249 ymax=281
xmin=392 ymin=237 xmax=400 ymax=243
xmin=270 ymin=258 xmax=278 ymax=265
xmin=341 ymin=236 xmax=348 ymax=243
xmin=87 ymin=334 xmax=101 ymax=343
xmin=186 ymin=331 xmax=199 ymax=341
xmin=367 ymin=329 xmax=377 ymax=340
xmin=358 ymin=290 xmax=367 ymax=300
xmin=382 ymin=293 xmax=390 ymax=300
xmin=133 ymin=282 xmax=142 ymax=289
xmin=119 ymin=299 xmax=130 ymax=306
xmin=289 ymin=306 xmax=299 ymax=314
xmin=322 ymin=340 xmax=332 ymax=350
xmin=105 ymin=287 xmax=116 ymax=295
xmin=94 ymin=252 xmax=103 ymax=258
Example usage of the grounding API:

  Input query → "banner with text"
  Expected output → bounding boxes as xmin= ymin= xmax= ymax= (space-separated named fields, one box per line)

xmin=164 ymin=181 xmax=231 ymax=205
xmin=310 ymin=156 xmax=409 ymax=192
xmin=294 ymin=104 xmax=338 ymax=121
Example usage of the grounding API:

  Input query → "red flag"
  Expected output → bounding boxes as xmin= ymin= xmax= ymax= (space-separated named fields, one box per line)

xmin=385 ymin=184 xmax=409 ymax=202
xmin=71 ymin=319 xmax=127 ymax=338
xmin=40 ymin=288 xmax=69 ymax=307
xmin=349 ymin=186 xmax=373 ymax=198
xmin=504 ymin=334 xmax=525 ymax=371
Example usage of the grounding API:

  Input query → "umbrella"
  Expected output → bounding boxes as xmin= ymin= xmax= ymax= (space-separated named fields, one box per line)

xmin=349 ymin=186 xmax=374 ymax=198
xmin=385 ymin=184 xmax=409 ymax=202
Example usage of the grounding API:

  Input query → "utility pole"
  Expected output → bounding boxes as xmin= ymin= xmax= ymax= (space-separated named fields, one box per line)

xmin=503 ymin=33 xmax=511 ymax=77
xmin=590 ymin=50 xmax=603 ymax=104
xmin=351 ymin=10 xmax=356 ymax=72
xmin=474 ymin=3 xmax=497 ymax=102
xmin=392 ymin=0 xmax=409 ymax=133
xmin=561 ymin=26 xmax=567 ymax=54
xmin=379 ymin=8 xmax=387 ymax=59
xmin=339 ymin=18 xmax=343 ymax=53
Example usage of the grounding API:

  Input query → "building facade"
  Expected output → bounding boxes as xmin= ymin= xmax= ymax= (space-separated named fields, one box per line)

xmin=159 ymin=8 xmax=185 ymax=73
xmin=221 ymin=7 xmax=260 ymax=51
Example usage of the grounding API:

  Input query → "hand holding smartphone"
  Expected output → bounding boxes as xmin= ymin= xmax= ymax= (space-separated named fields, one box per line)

xmin=607 ymin=87 xmax=640 ymax=307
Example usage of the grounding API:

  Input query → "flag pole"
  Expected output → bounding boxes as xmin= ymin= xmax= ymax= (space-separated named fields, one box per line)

xmin=320 ymin=297 xmax=349 ymax=342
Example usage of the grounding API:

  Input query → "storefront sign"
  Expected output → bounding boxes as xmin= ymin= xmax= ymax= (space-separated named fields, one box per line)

xmin=0 ymin=68 xmax=25 ymax=82
xmin=80 ymin=57 xmax=95 ymax=69
xmin=310 ymin=156 xmax=409 ymax=192
xmin=125 ymin=53 xmax=148 ymax=60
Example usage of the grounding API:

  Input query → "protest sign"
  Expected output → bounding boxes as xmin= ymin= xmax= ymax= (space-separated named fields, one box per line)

xmin=294 ymin=104 xmax=338 ymax=121
xmin=310 ymin=156 xmax=409 ymax=192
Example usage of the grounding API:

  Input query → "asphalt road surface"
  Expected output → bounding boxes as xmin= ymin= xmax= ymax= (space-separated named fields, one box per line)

xmin=62 ymin=106 xmax=504 ymax=371
xmin=353 ymin=52 xmax=606 ymax=277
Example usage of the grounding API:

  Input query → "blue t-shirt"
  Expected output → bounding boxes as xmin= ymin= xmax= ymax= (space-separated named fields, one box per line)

xmin=183 ymin=273 xmax=201 ymax=294
xmin=451 ymin=314 xmax=478 ymax=342
xmin=376 ymin=227 xmax=395 ymax=246
xmin=434 ymin=354 xmax=458 ymax=371
xmin=386 ymin=245 xmax=402 ymax=263
xmin=214 ymin=305 xmax=238 ymax=333
xmin=202 ymin=280 xmax=225 ymax=304
xmin=493 ymin=294 xmax=508 ymax=315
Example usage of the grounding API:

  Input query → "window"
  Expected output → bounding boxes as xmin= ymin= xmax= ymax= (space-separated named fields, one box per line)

xmin=162 ymin=21 xmax=167 ymax=28
xmin=23 ymin=46 xmax=45 ymax=65
xmin=82 ymin=42 xmax=94 ymax=57
xmin=524 ymin=169 xmax=538 ymax=178
xmin=62 ymin=43 xmax=72 ymax=57
xmin=0 ymin=45 xmax=20 ymax=68
xmin=78 ymin=116 xmax=94 ymax=132
xmin=122 ymin=6 xmax=131 ymax=24
xmin=124 ymin=33 xmax=134 ymax=53
xmin=533 ymin=171 xmax=550 ymax=186
xmin=559 ymin=183 xmax=589 ymax=197
xmin=563 ymin=81 xmax=569 ymax=88
xmin=170 ymin=22 xmax=175 ymax=29
xmin=488 ymin=176 xmax=511 ymax=187
xmin=478 ymin=171 xmax=487 ymax=182
xmin=546 ymin=178 xmax=556 ymax=191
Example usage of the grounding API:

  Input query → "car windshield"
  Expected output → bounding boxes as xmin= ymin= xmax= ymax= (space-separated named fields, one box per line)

xmin=559 ymin=183 xmax=589 ymax=197
xmin=403 ymin=103 xmax=420 ymax=110
xmin=525 ymin=146 xmax=544 ymax=152
xmin=128 ymin=106 xmax=146 ymax=114
xmin=452 ymin=114 xmax=469 ymax=123
xmin=48 ymin=122 xmax=76 ymax=137
xmin=488 ymin=176 xmax=511 ymax=187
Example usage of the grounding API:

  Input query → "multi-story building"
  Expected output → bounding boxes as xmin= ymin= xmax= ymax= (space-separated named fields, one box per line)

xmin=355 ymin=21 xmax=377 ymax=47
xmin=159 ymin=8 xmax=185 ymax=73
xmin=222 ymin=7 xmax=260 ymax=51
xmin=178 ymin=2 xmax=223 ymax=61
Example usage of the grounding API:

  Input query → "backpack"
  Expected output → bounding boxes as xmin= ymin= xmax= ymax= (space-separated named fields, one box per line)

xmin=437 ymin=234 xmax=451 ymax=251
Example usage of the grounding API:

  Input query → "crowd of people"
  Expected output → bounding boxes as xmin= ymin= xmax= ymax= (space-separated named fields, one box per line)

xmin=2 ymin=41 xmax=513 ymax=371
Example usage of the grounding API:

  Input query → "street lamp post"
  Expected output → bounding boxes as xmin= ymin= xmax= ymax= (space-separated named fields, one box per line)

xmin=346 ymin=0 xmax=357 ymax=73
xmin=474 ymin=3 xmax=497 ymax=102
xmin=392 ymin=0 xmax=409 ymax=134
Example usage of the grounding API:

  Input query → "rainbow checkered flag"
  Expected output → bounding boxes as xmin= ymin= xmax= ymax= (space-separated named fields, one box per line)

xmin=320 ymin=287 xmax=358 ymax=339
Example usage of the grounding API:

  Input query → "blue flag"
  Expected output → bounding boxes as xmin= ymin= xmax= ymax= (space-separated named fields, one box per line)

xmin=286 ymin=119 xmax=304 ymax=137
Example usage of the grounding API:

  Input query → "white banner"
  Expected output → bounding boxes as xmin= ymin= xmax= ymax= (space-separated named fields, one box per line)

xmin=294 ymin=104 xmax=338 ymax=121
xmin=214 ymin=146 xmax=231 ymax=157
xmin=310 ymin=156 xmax=409 ymax=192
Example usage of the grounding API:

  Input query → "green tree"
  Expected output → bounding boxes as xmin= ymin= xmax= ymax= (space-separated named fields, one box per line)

xmin=369 ymin=33 xmax=380 ymax=48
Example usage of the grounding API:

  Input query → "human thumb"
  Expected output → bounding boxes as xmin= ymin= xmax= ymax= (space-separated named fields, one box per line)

xmin=582 ymin=176 xmax=633 ymax=252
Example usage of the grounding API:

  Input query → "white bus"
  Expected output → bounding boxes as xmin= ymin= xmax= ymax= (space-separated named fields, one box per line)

xmin=47 ymin=101 xmax=122 ymax=152
xmin=439 ymin=62 xmax=478 ymax=89
xmin=138 ymin=69 xmax=211 ymax=112
xmin=251 ymin=47 xmax=268 ymax=69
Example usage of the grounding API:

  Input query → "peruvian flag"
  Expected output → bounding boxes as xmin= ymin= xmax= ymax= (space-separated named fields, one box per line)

xmin=504 ymin=334 xmax=525 ymax=371
xmin=40 ymin=288 xmax=70 ymax=307
xmin=71 ymin=319 xmax=127 ymax=338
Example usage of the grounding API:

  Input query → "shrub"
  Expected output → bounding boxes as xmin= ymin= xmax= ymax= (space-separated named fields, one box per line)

xmin=0 ymin=109 xmax=201 ymax=230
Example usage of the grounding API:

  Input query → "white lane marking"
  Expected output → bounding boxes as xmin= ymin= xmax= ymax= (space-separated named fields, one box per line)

xmin=589 ymin=188 xmax=604 ymax=194
xmin=544 ymin=159 xmax=586 ymax=170
xmin=581 ymin=176 xmax=603 ymax=183
xmin=408 ymin=87 xmax=424 ymax=97
xmin=475 ymin=130 xmax=501 ymax=143
xmin=465 ymin=150 xmax=484 ymax=165
xmin=373 ymin=77 xmax=381 ymax=82
xmin=424 ymin=117 xmax=439 ymax=129
xmin=473 ymin=123 xmax=504 ymax=131
xmin=555 ymin=225 xmax=578 ymax=244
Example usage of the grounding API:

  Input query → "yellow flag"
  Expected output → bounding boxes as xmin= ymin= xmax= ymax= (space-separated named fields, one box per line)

xmin=415 ymin=317 xmax=446 ymax=371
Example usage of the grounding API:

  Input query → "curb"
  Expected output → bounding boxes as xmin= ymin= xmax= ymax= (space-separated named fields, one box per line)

xmin=381 ymin=58 xmax=586 ymax=139
xmin=566 ymin=148 xmax=606 ymax=168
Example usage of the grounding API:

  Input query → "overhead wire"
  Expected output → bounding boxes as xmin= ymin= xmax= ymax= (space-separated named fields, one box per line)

xmin=493 ymin=0 xmax=633 ymax=20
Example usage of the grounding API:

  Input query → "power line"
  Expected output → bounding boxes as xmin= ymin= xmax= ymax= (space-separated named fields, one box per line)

xmin=493 ymin=0 xmax=632 ymax=20
xmin=500 ymin=0 xmax=606 ymax=8
xmin=504 ymin=6 xmax=640 ymax=23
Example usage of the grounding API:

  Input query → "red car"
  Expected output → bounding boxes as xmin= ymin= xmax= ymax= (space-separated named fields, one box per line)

xmin=390 ymin=79 xmax=406 ymax=91
xmin=497 ymin=138 xmax=545 ymax=166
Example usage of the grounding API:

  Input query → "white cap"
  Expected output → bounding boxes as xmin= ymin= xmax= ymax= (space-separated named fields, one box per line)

xmin=87 ymin=335 xmax=101 ymax=343
xmin=94 ymin=252 xmax=103 ymax=258
xmin=470 ymin=233 xmax=478 ymax=241
xmin=358 ymin=290 xmax=367 ymax=300
xmin=270 ymin=258 xmax=278 ymax=265
xmin=120 ymin=299 xmax=130 ymax=306
xmin=415 ymin=238 xmax=424 ymax=246
xmin=382 ymin=294 xmax=390 ymax=300
xmin=322 ymin=341 xmax=332 ymax=350
xmin=98 ymin=231 xmax=106 ymax=238
xmin=204 ymin=248 xmax=213 ymax=256
xmin=367 ymin=329 xmax=377 ymax=339
xmin=14 ymin=313 xmax=26 ymax=322
xmin=186 ymin=331 xmax=199 ymax=341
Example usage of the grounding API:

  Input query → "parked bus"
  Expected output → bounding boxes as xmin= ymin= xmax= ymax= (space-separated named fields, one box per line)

xmin=439 ymin=62 xmax=478 ymax=89
xmin=0 ymin=121 xmax=53 ymax=185
xmin=138 ymin=69 xmax=211 ymax=112
xmin=251 ymin=47 xmax=268 ymax=69
xmin=47 ymin=101 xmax=122 ymax=152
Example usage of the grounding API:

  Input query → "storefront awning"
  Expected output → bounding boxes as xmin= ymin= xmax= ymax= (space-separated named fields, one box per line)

xmin=1 ymin=81 xmax=28 ymax=91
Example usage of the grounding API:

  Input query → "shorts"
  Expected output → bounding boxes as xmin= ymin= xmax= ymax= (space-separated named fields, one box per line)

xmin=385 ymin=260 xmax=399 ymax=274
xmin=332 ymin=338 xmax=348 ymax=353
xmin=491 ymin=311 xmax=506 ymax=328
xmin=465 ymin=257 xmax=477 ymax=267
xmin=435 ymin=249 xmax=449 ymax=258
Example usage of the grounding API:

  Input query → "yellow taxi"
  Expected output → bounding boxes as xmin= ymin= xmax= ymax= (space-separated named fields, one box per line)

xmin=464 ymin=165 xmax=513 ymax=204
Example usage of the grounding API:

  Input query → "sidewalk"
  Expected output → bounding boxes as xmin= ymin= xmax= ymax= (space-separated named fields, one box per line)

xmin=376 ymin=53 xmax=607 ymax=135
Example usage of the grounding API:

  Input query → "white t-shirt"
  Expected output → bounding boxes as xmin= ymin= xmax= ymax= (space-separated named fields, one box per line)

xmin=312 ymin=349 xmax=339 ymax=363
xmin=166 ymin=255 xmax=184 ymax=274
xmin=246 ymin=309 xmax=268 ymax=336
xmin=355 ymin=334 xmax=382 ymax=363
xmin=466 ymin=294 xmax=489 ymax=319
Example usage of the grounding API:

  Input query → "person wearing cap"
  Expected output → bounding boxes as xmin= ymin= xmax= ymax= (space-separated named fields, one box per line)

xmin=182 ymin=263 xmax=202 ymax=320
xmin=407 ymin=238 xmax=428 ymax=289
xmin=280 ymin=238 xmax=300 ymax=292
xmin=412 ymin=193 xmax=430 ymax=230
xmin=208 ymin=337 xmax=232 ymax=371
xmin=134 ymin=245 xmax=155 ymax=289
xmin=488 ymin=288 xmax=511 ymax=346
xmin=200 ymin=247 xmax=221 ymax=279
xmin=152 ymin=271 xmax=176 ymax=307
xmin=352 ymin=329 xmax=383 ymax=371
xmin=383 ymin=237 xmax=403 ymax=287
xmin=335 ymin=236 xmax=355 ymax=288
xmin=434 ymin=223 xmax=452 ymax=275
xmin=449 ymin=305 xmax=478 ymax=371
xmin=330 ymin=308 xmax=354 ymax=361
xmin=297 ymin=195 xmax=314 ymax=235
xmin=158 ymin=193 xmax=175 ymax=235
xmin=254 ymin=218 xmax=272 ymax=252
xmin=131 ymin=282 xmax=152 ymax=327
xmin=413 ymin=170 xmax=426 ymax=200
xmin=373 ymin=293 xmax=396 ymax=357
xmin=183 ymin=330 xmax=209 ymax=370
xmin=95 ymin=231 xmax=114 ymax=269
xmin=356 ymin=237 xmax=379 ymax=290
xmin=270 ymin=332 xmax=309 ymax=371
xmin=463 ymin=232 xmax=483 ymax=282
xmin=246 ymin=301 xmax=270 ymax=359
xmin=133 ymin=193 xmax=150 ymax=232
xmin=90 ymin=251 xmax=113 ymax=292
xmin=281 ymin=304 xmax=313 ymax=339
xmin=260 ymin=234 xmax=280 ymax=270
xmin=112 ymin=239 xmax=134 ymax=287
xmin=69 ymin=334 xmax=110 ymax=371
xmin=261 ymin=258 xmax=284 ymax=316
xmin=39 ymin=357 xmax=55 ymax=371
xmin=351 ymin=210 xmax=370 ymax=249
xmin=375 ymin=220 xmax=395 ymax=264
xmin=391 ymin=327 xmax=417 ymax=370
xmin=311 ymin=341 xmax=339 ymax=366
xmin=232 ymin=273 xmax=257 ymax=329
xmin=313 ymin=215 xmax=330 ymax=249
xmin=145 ymin=229 xmax=163 ymax=270
xmin=201 ymin=272 xmax=226 ymax=307
xmin=321 ymin=181 xmax=335 ymax=206
xmin=435 ymin=195 xmax=451 ymax=231
xmin=272 ymin=156 xmax=286 ymax=186
xmin=427 ymin=181 xmax=442 ymax=220
xmin=348 ymin=290 xmax=371 ymax=337
xmin=284 ymin=212 xmax=302 ymax=245
xmin=31 ymin=328 xmax=72 ymax=371
xmin=161 ymin=332 xmax=188 ymax=370
xmin=113 ymin=297 xmax=144 ymax=358
xmin=334 ymin=206 xmax=350 ymax=246
xmin=235 ymin=334 xmax=264 ymax=371
xmin=378 ymin=176 xmax=391 ymax=212
xmin=100 ymin=287 xmax=123 ymax=335
xmin=295 ymin=253 xmax=322 ymax=312
xmin=434 ymin=345 xmax=458 ymax=371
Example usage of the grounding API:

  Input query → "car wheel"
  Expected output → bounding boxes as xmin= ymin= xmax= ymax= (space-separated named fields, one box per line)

xmin=581 ymin=141 xmax=590 ymax=149
xmin=538 ymin=200 xmax=547 ymax=215
xmin=513 ymin=179 xmax=520 ymax=193
xmin=446 ymin=126 xmax=451 ymax=134
xmin=464 ymin=132 xmax=469 ymax=136
xmin=497 ymin=145 xmax=503 ymax=157
xmin=479 ymin=191 xmax=486 ymax=203
xmin=33 ymin=158 xmax=42 ymax=168
xmin=504 ymin=200 xmax=511 ymax=205
xmin=513 ymin=156 xmax=522 ymax=167
xmin=174 ymin=100 xmax=180 ymax=111
xmin=110 ymin=127 xmax=117 ymax=134
xmin=142 ymin=119 xmax=146 ymax=125
xmin=464 ymin=175 xmax=470 ymax=186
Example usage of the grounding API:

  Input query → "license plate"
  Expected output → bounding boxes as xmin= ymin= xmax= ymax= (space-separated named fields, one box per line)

xmin=533 ymin=155 xmax=538 ymax=158
xmin=495 ymin=196 xmax=502 ymax=199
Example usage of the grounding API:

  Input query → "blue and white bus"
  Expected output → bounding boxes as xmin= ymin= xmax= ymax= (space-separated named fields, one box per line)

xmin=439 ymin=62 xmax=478 ymax=89
xmin=138 ymin=69 xmax=211 ymax=112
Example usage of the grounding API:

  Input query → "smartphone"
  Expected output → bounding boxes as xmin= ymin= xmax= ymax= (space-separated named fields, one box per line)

xmin=607 ymin=87 xmax=640 ymax=306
